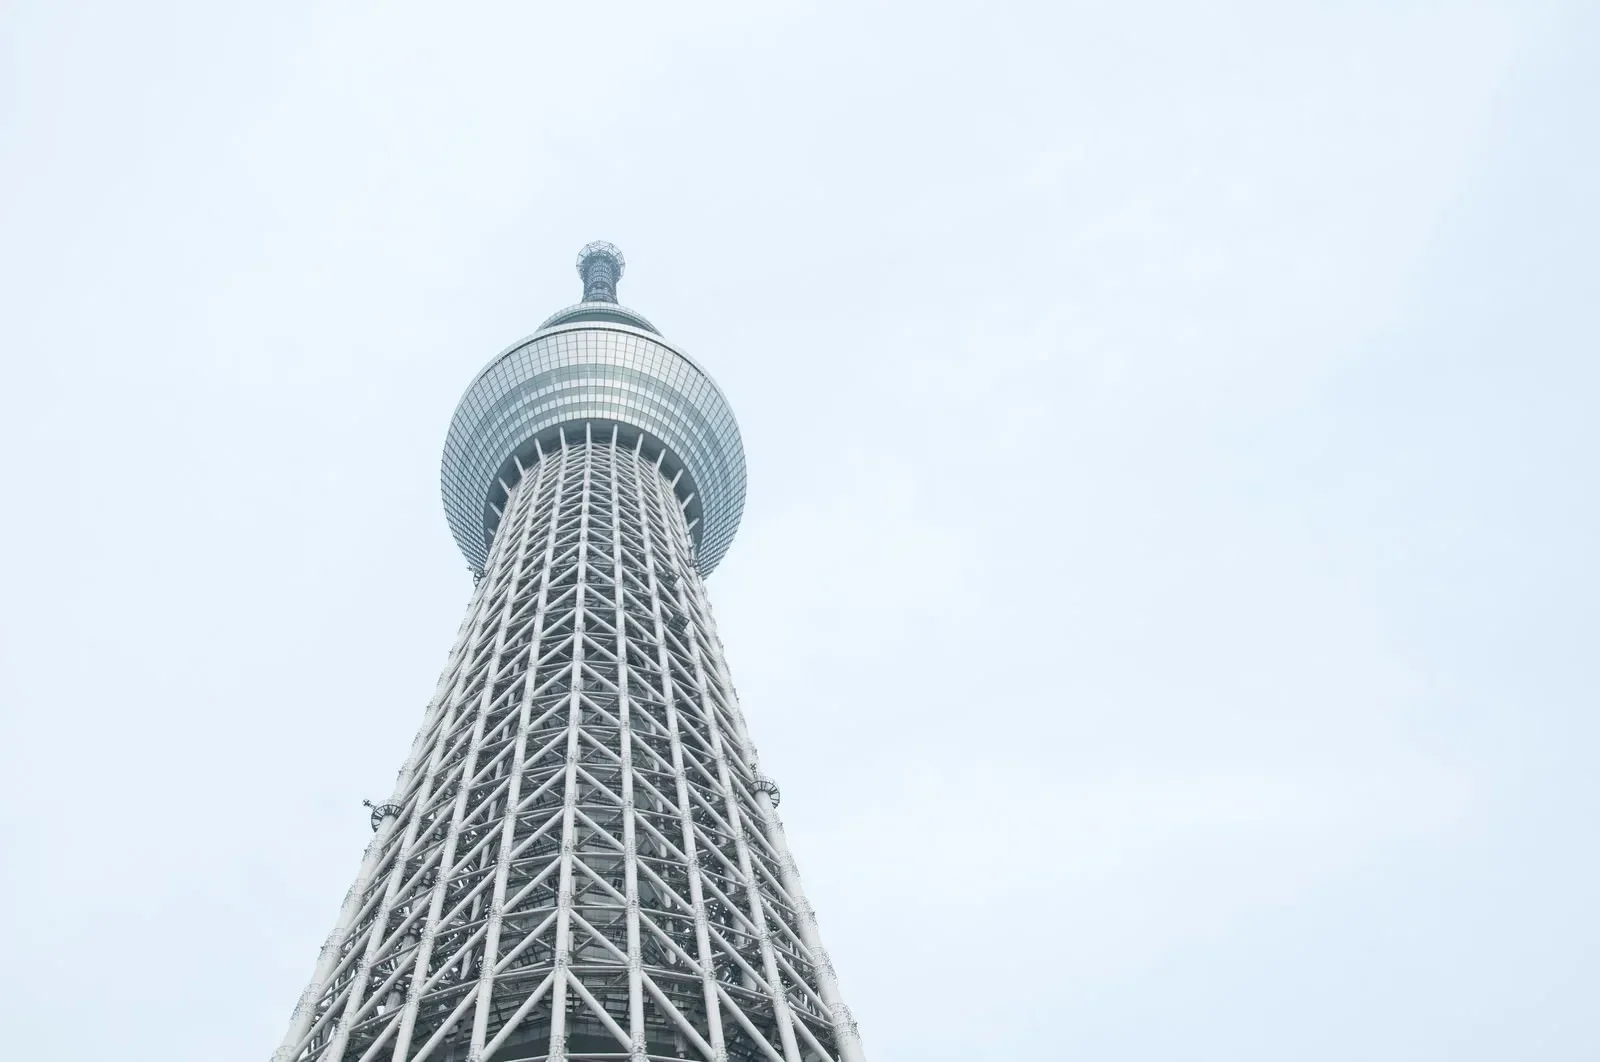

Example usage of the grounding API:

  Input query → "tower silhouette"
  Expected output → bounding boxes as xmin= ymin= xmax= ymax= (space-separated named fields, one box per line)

xmin=273 ymin=244 xmax=865 ymax=1062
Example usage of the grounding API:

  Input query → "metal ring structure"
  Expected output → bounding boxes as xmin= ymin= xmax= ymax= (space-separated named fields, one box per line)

xmin=441 ymin=299 xmax=747 ymax=576
xmin=754 ymin=775 xmax=782 ymax=807
xmin=364 ymin=802 xmax=402 ymax=832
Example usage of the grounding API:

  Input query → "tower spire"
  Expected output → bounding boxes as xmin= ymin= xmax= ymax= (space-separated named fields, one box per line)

xmin=576 ymin=240 xmax=625 ymax=303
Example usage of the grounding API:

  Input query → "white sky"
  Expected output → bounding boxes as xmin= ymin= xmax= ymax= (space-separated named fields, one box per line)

xmin=1 ymin=2 xmax=1595 ymax=1059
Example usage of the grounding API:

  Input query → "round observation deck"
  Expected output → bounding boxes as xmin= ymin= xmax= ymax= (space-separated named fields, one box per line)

xmin=441 ymin=243 xmax=746 ymax=575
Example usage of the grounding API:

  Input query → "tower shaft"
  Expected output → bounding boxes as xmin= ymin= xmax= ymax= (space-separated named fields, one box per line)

xmin=275 ymin=426 xmax=861 ymax=1062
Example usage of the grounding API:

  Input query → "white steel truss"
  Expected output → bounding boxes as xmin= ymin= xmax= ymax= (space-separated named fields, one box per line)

xmin=274 ymin=425 xmax=863 ymax=1062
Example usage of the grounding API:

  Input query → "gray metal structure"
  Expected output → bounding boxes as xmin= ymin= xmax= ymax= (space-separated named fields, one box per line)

xmin=273 ymin=244 xmax=864 ymax=1062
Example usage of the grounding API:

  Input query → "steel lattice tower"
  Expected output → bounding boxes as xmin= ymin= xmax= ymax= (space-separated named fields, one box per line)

xmin=273 ymin=244 xmax=865 ymax=1062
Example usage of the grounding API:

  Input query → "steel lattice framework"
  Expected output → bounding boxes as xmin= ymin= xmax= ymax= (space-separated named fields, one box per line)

xmin=273 ymin=246 xmax=864 ymax=1062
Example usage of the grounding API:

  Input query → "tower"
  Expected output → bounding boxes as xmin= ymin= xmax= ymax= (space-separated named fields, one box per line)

xmin=273 ymin=244 xmax=865 ymax=1062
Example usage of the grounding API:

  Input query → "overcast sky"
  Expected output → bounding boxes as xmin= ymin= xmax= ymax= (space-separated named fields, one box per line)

xmin=1 ymin=2 xmax=1596 ymax=1059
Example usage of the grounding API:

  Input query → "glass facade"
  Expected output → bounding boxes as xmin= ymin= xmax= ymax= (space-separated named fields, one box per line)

xmin=441 ymin=313 xmax=746 ymax=574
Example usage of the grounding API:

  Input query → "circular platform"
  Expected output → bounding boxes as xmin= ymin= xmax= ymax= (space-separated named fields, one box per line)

xmin=441 ymin=294 xmax=746 ymax=576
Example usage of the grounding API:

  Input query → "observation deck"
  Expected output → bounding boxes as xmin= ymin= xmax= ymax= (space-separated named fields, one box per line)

xmin=441 ymin=243 xmax=747 ymax=575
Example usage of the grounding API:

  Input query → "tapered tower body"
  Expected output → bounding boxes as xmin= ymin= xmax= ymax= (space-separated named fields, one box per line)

xmin=273 ymin=245 xmax=864 ymax=1062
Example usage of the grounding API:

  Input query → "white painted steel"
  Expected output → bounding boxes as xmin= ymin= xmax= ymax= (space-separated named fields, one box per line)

xmin=275 ymin=428 xmax=860 ymax=1062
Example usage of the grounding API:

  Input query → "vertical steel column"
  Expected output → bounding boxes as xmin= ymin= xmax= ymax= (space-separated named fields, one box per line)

xmin=629 ymin=443 xmax=729 ymax=1062
xmin=658 ymin=497 xmax=804 ymax=1062
xmin=387 ymin=451 xmax=545 ymax=1062
xmin=607 ymin=431 xmax=650 ymax=1062
xmin=698 ymin=581 xmax=867 ymax=1062
xmin=272 ymin=567 xmax=499 ymax=1062
xmin=547 ymin=427 xmax=591 ymax=1062
xmin=466 ymin=450 xmax=559 ymax=1061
